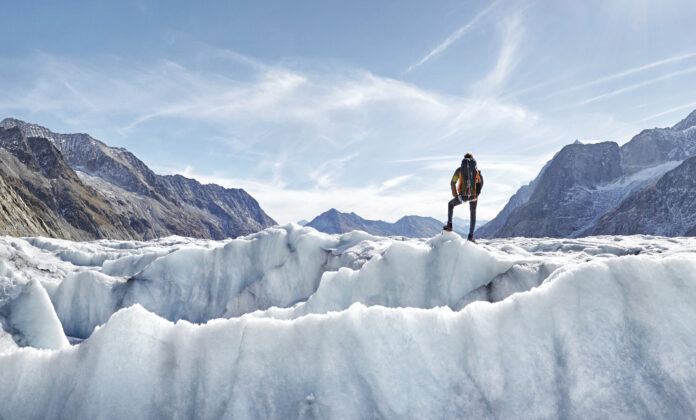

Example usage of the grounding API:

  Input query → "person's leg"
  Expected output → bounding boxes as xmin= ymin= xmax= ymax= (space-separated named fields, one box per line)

xmin=468 ymin=199 xmax=477 ymax=239
xmin=447 ymin=196 xmax=462 ymax=225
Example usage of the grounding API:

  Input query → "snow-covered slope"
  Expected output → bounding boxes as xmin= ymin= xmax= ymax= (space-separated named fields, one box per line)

xmin=1 ymin=226 xmax=696 ymax=418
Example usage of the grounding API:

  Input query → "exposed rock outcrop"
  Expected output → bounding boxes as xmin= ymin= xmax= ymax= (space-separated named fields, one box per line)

xmin=0 ymin=119 xmax=276 ymax=240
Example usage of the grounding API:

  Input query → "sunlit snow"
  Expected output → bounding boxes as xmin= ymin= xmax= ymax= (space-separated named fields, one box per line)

xmin=1 ymin=225 xmax=695 ymax=419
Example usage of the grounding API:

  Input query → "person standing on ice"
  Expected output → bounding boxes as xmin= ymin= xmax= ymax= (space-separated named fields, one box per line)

xmin=443 ymin=153 xmax=483 ymax=242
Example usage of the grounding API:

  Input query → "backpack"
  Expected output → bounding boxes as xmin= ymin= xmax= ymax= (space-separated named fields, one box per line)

xmin=458 ymin=157 xmax=478 ymax=200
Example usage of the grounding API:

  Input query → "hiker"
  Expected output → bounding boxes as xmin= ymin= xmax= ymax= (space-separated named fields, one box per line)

xmin=443 ymin=153 xmax=483 ymax=242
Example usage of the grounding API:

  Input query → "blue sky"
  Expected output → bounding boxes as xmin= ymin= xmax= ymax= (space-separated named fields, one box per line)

xmin=2 ymin=0 xmax=696 ymax=224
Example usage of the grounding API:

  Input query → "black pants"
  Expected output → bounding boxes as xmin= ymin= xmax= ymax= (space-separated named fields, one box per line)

xmin=448 ymin=196 xmax=477 ymax=237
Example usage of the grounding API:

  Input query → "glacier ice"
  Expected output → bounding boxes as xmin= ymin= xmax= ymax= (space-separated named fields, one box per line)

xmin=1 ymin=225 xmax=696 ymax=419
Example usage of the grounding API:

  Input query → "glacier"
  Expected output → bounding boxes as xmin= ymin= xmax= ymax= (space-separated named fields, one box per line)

xmin=1 ymin=225 xmax=696 ymax=419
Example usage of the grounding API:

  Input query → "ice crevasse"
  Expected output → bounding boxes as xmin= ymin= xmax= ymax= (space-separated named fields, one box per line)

xmin=0 ymin=224 xmax=695 ymax=419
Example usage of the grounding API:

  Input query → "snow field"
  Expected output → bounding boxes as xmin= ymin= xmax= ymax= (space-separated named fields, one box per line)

xmin=0 ymin=226 xmax=695 ymax=418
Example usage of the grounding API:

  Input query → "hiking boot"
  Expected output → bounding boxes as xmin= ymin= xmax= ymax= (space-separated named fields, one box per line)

xmin=443 ymin=222 xmax=453 ymax=231
xmin=467 ymin=234 xmax=476 ymax=243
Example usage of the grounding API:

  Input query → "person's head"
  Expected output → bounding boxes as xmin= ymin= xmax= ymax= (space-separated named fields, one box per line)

xmin=464 ymin=153 xmax=474 ymax=159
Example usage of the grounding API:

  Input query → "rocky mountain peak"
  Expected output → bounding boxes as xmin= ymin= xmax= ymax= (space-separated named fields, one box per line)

xmin=2 ymin=118 xmax=84 ymax=138
xmin=539 ymin=141 xmax=622 ymax=192
xmin=621 ymin=109 xmax=696 ymax=176
xmin=479 ymin=108 xmax=696 ymax=239
xmin=0 ymin=118 xmax=276 ymax=240
xmin=672 ymin=109 xmax=696 ymax=131
xmin=0 ymin=126 xmax=72 ymax=179
xmin=2 ymin=118 xmax=161 ymax=197
xmin=306 ymin=209 xmax=452 ymax=238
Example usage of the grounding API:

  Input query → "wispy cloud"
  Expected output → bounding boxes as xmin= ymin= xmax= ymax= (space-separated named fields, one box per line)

xmin=405 ymin=0 xmax=500 ymax=73
xmin=377 ymin=175 xmax=413 ymax=193
xmin=502 ymin=76 xmax=566 ymax=100
xmin=308 ymin=153 xmax=359 ymax=188
xmin=575 ymin=66 xmax=696 ymax=106
xmin=0 ymin=50 xmax=558 ymax=223
xmin=474 ymin=13 xmax=524 ymax=95
xmin=0 ymin=51 xmax=537 ymax=134
xmin=547 ymin=52 xmax=696 ymax=99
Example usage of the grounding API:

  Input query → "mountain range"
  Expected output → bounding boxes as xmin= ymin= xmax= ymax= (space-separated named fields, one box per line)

xmin=478 ymin=109 xmax=696 ymax=238
xmin=5 ymin=107 xmax=695 ymax=242
xmin=0 ymin=118 xmax=275 ymax=240
xmin=305 ymin=208 xmax=486 ymax=238
xmin=306 ymin=209 xmax=444 ymax=238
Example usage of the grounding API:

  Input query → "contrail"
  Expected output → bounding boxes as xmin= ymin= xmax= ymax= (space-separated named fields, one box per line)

xmin=576 ymin=66 xmax=696 ymax=106
xmin=639 ymin=101 xmax=696 ymax=123
xmin=548 ymin=52 xmax=696 ymax=99
xmin=406 ymin=0 xmax=501 ymax=73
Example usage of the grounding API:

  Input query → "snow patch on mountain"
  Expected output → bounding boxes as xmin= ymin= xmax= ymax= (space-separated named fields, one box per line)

xmin=569 ymin=159 xmax=683 ymax=236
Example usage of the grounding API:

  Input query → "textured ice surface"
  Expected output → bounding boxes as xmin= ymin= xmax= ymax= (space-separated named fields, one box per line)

xmin=1 ymin=225 xmax=696 ymax=419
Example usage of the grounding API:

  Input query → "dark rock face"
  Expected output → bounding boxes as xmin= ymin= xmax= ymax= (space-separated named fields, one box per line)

xmin=1 ymin=119 xmax=161 ymax=197
xmin=0 ymin=127 xmax=143 ymax=240
xmin=589 ymin=156 xmax=696 ymax=236
xmin=162 ymin=174 xmax=275 ymax=237
xmin=0 ymin=119 xmax=276 ymax=240
xmin=475 ymin=181 xmax=538 ymax=238
xmin=479 ymin=109 xmax=696 ymax=238
xmin=307 ymin=209 xmax=444 ymax=238
xmin=492 ymin=142 xmax=622 ymax=238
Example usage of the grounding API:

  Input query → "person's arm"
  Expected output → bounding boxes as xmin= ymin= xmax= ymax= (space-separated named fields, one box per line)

xmin=450 ymin=171 xmax=459 ymax=198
